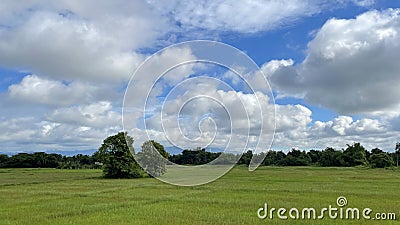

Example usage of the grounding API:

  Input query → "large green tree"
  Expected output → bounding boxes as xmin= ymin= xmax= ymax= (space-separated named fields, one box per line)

xmin=95 ymin=132 xmax=144 ymax=178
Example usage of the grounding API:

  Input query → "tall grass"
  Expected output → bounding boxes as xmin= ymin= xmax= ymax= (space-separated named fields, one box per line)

xmin=0 ymin=166 xmax=399 ymax=224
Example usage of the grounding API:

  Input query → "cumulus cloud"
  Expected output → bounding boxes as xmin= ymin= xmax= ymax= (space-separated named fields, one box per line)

xmin=0 ymin=117 xmax=37 ymax=143
xmin=275 ymin=104 xmax=312 ymax=132
xmin=0 ymin=118 xmax=100 ymax=152
xmin=307 ymin=119 xmax=395 ymax=151
xmin=309 ymin=116 xmax=384 ymax=137
xmin=8 ymin=74 xmax=117 ymax=106
xmin=45 ymin=101 xmax=121 ymax=129
xmin=260 ymin=8 xmax=400 ymax=151
xmin=270 ymin=114 xmax=395 ymax=151
xmin=268 ymin=9 xmax=400 ymax=115
xmin=0 ymin=102 xmax=121 ymax=152
xmin=124 ymin=45 xmax=198 ymax=111
xmin=0 ymin=1 xmax=169 ymax=82
xmin=261 ymin=59 xmax=303 ymax=98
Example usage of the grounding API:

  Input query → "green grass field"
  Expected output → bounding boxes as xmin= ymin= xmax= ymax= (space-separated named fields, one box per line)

xmin=1 ymin=166 xmax=400 ymax=225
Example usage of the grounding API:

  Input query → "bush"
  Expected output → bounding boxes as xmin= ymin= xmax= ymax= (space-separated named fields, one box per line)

xmin=370 ymin=153 xmax=395 ymax=168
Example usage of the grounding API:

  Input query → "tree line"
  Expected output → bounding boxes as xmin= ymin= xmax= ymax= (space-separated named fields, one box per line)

xmin=169 ymin=142 xmax=398 ymax=168
xmin=1 ymin=133 xmax=399 ymax=179
xmin=0 ymin=152 xmax=102 ymax=169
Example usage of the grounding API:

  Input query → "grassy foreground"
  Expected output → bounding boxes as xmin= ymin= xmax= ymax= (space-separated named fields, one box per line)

xmin=0 ymin=166 xmax=399 ymax=225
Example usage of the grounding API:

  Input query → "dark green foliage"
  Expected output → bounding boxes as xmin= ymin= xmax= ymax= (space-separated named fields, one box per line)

xmin=262 ymin=150 xmax=286 ymax=166
xmin=169 ymin=148 xmax=221 ymax=165
xmin=319 ymin=147 xmax=344 ymax=167
xmin=1 ymin=152 xmax=63 ymax=168
xmin=57 ymin=154 xmax=97 ymax=169
xmin=307 ymin=150 xmax=322 ymax=165
xmin=282 ymin=149 xmax=311 ymax=166
xmin=371 ymin=148 xmax=384 ymax=155
xmin=238 ymin=150 xmax=253 ymax=165
xmin=166 ymin=143 xmax=390 ymax=167
xmin=0 ymin=154 xmax=8 ymax=167
xmin=370 ymin=152 xmax=394 ymax=168
xmin=8 ymin=153 xmax=35 ymax=168
xmin=275 ymin=151 xmax=286 ymax=166
xmin=342 ymin=143 xmax=368 ymax=166
xmin=44 ymin=153 xmax=63 ymax=168
xmin=0 ymin=152 xmax=98 ymax=169
xmin=95 ymin=132 xmax=144 ymax=178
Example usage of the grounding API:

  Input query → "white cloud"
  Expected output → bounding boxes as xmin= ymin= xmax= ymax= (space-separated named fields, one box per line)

xmin=148 ymin=0 xmax=370 ymax=34
xmin=275 ymin=104 xmax=312 ymax=132
xmin=268 ymin=9 xmax=400 ymax=115
xmin=0 ymin=1 xmax=169 ymax=82
xmin=309 ymin=116 xmax=384 ymax=137
xmin=0 ymin=103 xmax=121 ymax=152
xmin=8 ymin=74 xmax=117 ymax=106
xmin=149 ymin=0 xmax=317 ymax=33
xmin=259 ymin=8 xmax=400 ymax=151
xmin=261 ymin=59 xmax=303 ymax=98
xmin=124 ymin=45 xmax=198 ymax=111
xmin=45 ymin=101 xmax=121 ymax=129
xmin=0 ymin=117 xmax=37 ymax=143
xmin=270 ymin=114 xmax=395 ymax=151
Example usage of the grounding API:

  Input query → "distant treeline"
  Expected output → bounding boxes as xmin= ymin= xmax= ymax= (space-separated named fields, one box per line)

xmin=0 ymin=152 xmax=102 ymax=169
xmin=0 ymin=142 xmax=398 ymax=169
xmin=170 ymin=143 xmax=397 ymax=168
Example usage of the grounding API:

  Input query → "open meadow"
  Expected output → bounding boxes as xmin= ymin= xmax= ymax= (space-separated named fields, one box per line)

xmin=1 ymin=166 xmax=400 ymax=225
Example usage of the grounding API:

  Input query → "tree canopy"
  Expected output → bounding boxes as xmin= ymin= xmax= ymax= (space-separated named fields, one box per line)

xmin=95 ymin=132 xmax=144 ymax=178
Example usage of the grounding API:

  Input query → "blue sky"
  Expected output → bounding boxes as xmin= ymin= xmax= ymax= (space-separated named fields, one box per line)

xmin=1 ymin=0 xmax=400 ymax=154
